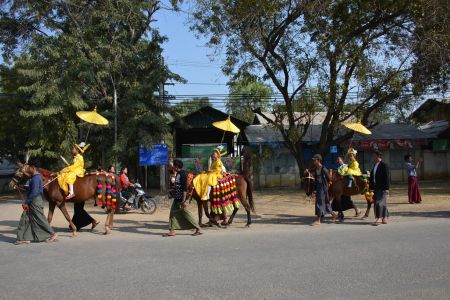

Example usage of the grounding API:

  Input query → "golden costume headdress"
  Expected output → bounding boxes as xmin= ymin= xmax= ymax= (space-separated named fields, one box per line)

xmin=74 ymin=142 xmax=90 ymax=154
xmin=347 ymin=147 xmax=358 ymax=156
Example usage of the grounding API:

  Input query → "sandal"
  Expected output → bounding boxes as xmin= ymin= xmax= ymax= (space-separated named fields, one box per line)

xmin=382 ymin=219 xmax=388 ymax=224
xmin=14 ymin=240 xmax=30 ymax=245
xmin=162 ymin=233 xmax=176 ymax=237
xmin=91 ymin=220 xmax=100 ymax=230
xmin=192 ymin=231 xmax=203 ymax=236
xmin=46 ymin=234 xmax=58 ymax=243
xmin=310 ymin=221 xmax=321 ymax=226
xmin=65 ymin=193 xmax=75 ymax=200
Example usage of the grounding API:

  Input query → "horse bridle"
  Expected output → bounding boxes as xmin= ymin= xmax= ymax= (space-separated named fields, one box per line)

xmin=303 ymin=170 xmax=315 ymax=182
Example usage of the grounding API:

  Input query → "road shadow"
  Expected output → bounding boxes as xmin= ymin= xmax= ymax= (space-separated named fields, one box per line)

xmin=0 ymin=199 xmax=21 ymax=205
xmin=252 ymin=214 xmax=314 ymax=226
xmin=111 ymin=219 xmax=168 ymax=236
xmin=0 ymin=220 xmax=18 ymax=243
xmin=390 ymin=210 xmax=450 ymax=219
xmin=249 ymin=213 xmax=373 ymax=226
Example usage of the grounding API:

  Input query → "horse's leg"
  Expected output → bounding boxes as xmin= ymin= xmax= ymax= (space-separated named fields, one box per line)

xmin=47 ymin=201 xmax=56 ymax=224
xmin=204 ymin=200 xmax=219 ymax=227
xmin=238 ymin=193 xmax=252 ymax=227
xmin=196 ymin=198 xmax=203 ymax=226
xmin=108 ymin=211 xmax=114 ymax=231
xmin=104 ymin=210 xmax=112 ymax=234
xmin=228 ymin=207 xmax=238 ymax=225
xmin=221 ymin=209 xmax=229 ymax=226
xmin=363 ymin=201 xmax=372 ymax=218
xmin=203 ymin=200 xmax=212 ymax=222
xmin=337 ymin=195 xmax=344 ymax=222
xmin=237 ymin=201 xmax=251 ymax=227
xmin=58 ymin=202 xmax=77 ymax=237
xmin=245 ymin=208 xmax=251 ymax=227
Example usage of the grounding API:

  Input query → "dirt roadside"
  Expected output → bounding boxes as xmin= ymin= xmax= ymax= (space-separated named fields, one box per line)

xmin=0 ymin=180 xmax=449 ymax=239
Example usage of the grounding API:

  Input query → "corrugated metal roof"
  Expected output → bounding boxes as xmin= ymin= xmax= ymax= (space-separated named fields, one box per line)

xmin=245 ymin=123 xmax=435 ymax=144
xmin=170 ymin=106 xmax=249 ymax=129
xmin=253 ymin=112 xmax=329 ymax=125
xmin=419 ymin=120 xmax=449 ymax=136
xmin=353 ymin=123 xmax=435 ymax=140
xmin=410 ymin=98 xmax=450 ymax=120
xmin=245 ymin=124 xmax=324 ymax=143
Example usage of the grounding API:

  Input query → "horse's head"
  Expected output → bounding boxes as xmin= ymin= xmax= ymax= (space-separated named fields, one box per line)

xmin=9 ymin=162 xmax=33 ymax=190
xmin=303 ymin=169 xmax=315 ymax=196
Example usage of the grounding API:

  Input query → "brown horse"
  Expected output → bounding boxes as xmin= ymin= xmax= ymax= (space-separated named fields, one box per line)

xmin=185 ymin=146 xmax=255 ymax=227
xmin=189 ymin=174 xmax=255 ymax=227
xmin=303 ymin=170 xmax=364 ymax=220
xmin=10 ymin=163 xmax=119 ymax=236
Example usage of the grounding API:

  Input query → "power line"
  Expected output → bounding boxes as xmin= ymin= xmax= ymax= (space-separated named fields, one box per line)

xmin=167 ymin=82 xmax=228 ymax=86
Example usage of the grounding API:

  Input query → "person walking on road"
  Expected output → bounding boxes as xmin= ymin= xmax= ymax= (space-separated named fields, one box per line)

xmin=72 ymin=201 xmax=99 ymax=232
xmin=15 ymin=161 xmax=58 ymax=244
xmin=307 ymin=154 xmax=336 ymax=226
xmin=164 ymin=159 xmax=202 ymax=237
xmin=404 ymin=154 xmax=422 ymax=204
xmin=370 ymin=151 xmax=390 ymax=226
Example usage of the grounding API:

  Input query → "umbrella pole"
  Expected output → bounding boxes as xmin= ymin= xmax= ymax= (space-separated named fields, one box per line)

xmin=84 ymin=125 xmax=92 ymax=143
xmin=220 ymin=130 xmax=225 ymax=144
xmin=346 ymin=135 xmax=355 ymax=154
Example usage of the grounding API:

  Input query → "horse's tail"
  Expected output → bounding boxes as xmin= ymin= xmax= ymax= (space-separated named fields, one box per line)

xmin=244 ymin=175 xmax=255 ymax=213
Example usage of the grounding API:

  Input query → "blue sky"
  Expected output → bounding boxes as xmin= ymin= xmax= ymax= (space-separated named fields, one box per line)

xmin=154 ymin=4 xmax=230 ymax=99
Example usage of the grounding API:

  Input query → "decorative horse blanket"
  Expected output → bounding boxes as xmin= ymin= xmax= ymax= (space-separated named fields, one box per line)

xmin=210 ymin=174 xmax=240 ymax=214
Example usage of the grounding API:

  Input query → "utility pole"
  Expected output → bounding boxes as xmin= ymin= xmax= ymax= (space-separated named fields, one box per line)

xmin=158 ymin=57 xmax=174 ymax=193
xmin=159 ymin=81 xmax=167 ymax=193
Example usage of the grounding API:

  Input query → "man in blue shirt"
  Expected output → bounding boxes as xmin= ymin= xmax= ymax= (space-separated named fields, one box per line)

xmin=16 ymin=161 xmax=58 ymax=244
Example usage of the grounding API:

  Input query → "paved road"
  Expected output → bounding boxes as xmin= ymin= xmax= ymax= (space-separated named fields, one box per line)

xmin=1 ymin=215 xmax=449 ymax=300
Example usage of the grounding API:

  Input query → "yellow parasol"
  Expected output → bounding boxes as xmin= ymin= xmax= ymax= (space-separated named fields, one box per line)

xmin=76 ymin=107 xmax=109 ymax=125
xmin=341 ymin=122 xmax=372 ymax=135
xmin=212 ymin=116 xmax=240 ymax=134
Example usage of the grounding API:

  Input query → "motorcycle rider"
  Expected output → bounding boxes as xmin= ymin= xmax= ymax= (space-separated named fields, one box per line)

xmin=120 ymin=167 xmax=135 ymax=208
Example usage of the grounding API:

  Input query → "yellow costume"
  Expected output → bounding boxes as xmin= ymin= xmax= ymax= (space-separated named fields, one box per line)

xmin=346 ymin=148 xmax=362 ymax=176
xmin=58 ymin=143 xmax=89 ymax=194
xmin=58 ymin=154 xmax=85 ymax=193
xmin=193 ymin=150 xmax=225 ymax=200
xmin=347 ymin=160 xmax=362 ymax=176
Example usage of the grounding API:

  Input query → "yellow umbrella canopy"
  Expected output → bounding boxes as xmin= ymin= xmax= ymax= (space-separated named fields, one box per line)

xmin=76 ymin=107 xmax=109 ymax=125
xmin=212 ymin=116 xmax=240 ymax=134
xmin=341 ymin=122 xmax=372 ymax=135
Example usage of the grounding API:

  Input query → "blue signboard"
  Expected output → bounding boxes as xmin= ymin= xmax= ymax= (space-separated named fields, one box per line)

xmin=139 ymin=144 xmax=168 ymax=166
xmin=330 ymin=145 xmax=338 ymax=153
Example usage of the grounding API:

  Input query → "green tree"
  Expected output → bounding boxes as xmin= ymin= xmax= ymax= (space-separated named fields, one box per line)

xmin=0 ymin=1 xmax=181 ymax=171
xmin=190 ymin=0 xmax=449 ymax=172
xmin=171 ymin=96 xmax=210 ymax=118
xmin=227 ymin=76 xmax=272 ymax=123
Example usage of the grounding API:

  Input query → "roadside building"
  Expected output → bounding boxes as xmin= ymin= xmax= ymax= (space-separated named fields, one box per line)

xmin=245 ymin=120 xmax=435 ymax=187
xmin=410 ymin=98 xmax=450 ymax=179
xmin=170 ymin=106 xmax=249 ymax=158
xmin=0 ymin=159 xmax=16 ymax=194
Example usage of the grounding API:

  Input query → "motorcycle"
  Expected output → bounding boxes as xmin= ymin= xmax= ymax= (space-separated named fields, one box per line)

xmin=119 ymin=183 xmax=157 ymax=214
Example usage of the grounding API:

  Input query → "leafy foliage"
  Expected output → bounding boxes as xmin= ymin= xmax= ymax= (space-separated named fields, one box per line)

xmin=170 ymin=97 xmax=211 ymax=118
xmin=226 ymin=76 xmax=272 ymax=123
xmin=0 ymin=1 xmax=181 ymax=171
xmin=190 ymin=0 xmax=449 ymax=171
